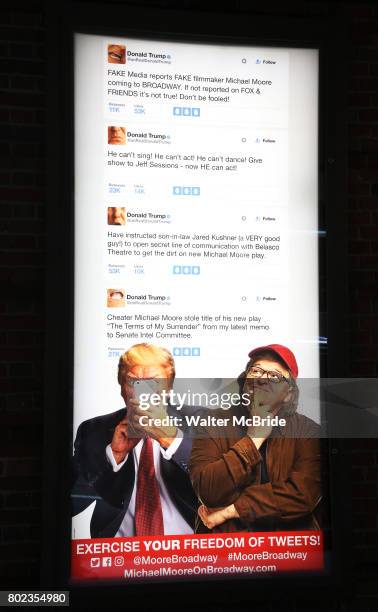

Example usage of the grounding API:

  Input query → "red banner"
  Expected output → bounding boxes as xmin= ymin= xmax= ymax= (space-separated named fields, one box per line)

xmin=71 ymin=530 xmax=324 ymax=583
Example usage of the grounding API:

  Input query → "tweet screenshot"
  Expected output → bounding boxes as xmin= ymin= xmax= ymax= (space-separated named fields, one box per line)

xmin=72 ymin=34 xmax=322 ymax=584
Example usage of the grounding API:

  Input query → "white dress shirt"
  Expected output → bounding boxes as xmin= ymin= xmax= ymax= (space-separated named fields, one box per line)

xmin=105 ymin=435 xmax=193 ymax=536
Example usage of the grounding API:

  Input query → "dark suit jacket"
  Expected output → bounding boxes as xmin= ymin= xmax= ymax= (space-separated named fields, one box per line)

xmin=72 ymin=407 xmax=197 ymax=537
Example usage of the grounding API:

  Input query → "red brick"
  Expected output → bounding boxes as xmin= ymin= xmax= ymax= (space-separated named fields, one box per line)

xmin=0 ymin=413 xmax=41 ymax=426
xmin=348 ymin=181 xmax=370 ymax=195
xmin=353 ymin=498 xmax=368 ymax=512
xmin=349 ymin=270 xmax=376 ymax=284
xmin=11 ymin=11 xmax=44 ymax=27
xmin=351 ymin=452 xmax=376 ymax=466
xmin=363 ymin=139 xmax=378 ymax=153
xmin=350 ymin=439 xmax=378 ymax=451
xmin=366 ymin=153 xmax=378 ymax=167
xmin=353 ymin=346 xmax=378 ymax=361
xmin=12 ymin=173 xmax=35 ymax=187
xmin=352 ymin=484 xmax=376 ymax=497
xmin=357 ymin=79 xmax=378 ymax=93
xmin=352 ymin=513 xmax=377 ymax=529
xmin=351 ymin=28 xmax=377 ymax=45
xmin=359 ymin=109 xmax=378 ymax=122
xmin=359 ymin=168 xmax=378 ymax=181
xmin=0 ymin=346 xmax=42 ymax=360
xmin=0 ymin=476 xmax=41 ymax=491
xmin=349 ymin=225 xmax=360 ymax=240
xmin=350 ymin=125 xmax=372 ymax=138
xmin=0 ymin=253 xmax=45 ymax=265
xmin=349 ymin=210 xmax=371 ymax=225
xmin=349 ymin=93 xmax=371 ymax=107
xmin=5 ymin=459 xmax=40 ymax=477
xmin=353 ymin=548 xmax=378 ymax=567
xmin=34 ymin=109 xmax=45 ymax=125
xmin=350 ymin=362 xmax=377 ymax=376
xmin=350 ymin=330 xmax=372 ymax=345
xmin=360 ymin=227 xmax=378 ymax=239
xmin=348 ymin=197 xmax=358 ymax=211
xmin=369 ymin=242 xmax=378 ymax=254
xmin=351 ymin=62 xmax=370 ymax=77
xmin=4 ymin=492 xmax=32 ymax=508
xmin=349 ymin=151 xmax=368 ymax=168
xmin=0 ymin=92 xmax=44 ymax=107
xmin=359 ymin=255 xmax=378 ymax=269
xmin=9 ymin=109 xmax=34 ymax=123
xmin=348 ymin=5 xmax=373 ymax=18
xmin=0 ymin=315 xmax=42 ymax=330
xmin=348 ymin=255 xmax=361 ymax=270
xmin=348 ymin=92 xmax=372 ymax=108
xmin=360 ymin=316 xmax=378 ymax=330
xmin=366 ymin=468 xmax=378 ymax=480
xmin=356 ymin=285 xmax=378 ymax=298
xmin=0 ymin=188 xmax=43 ymax=203
xmin=2 ymin=524 xmax=29 ymax=543
xmin=1 ymin=236 xmax=36 ymax=249
xmin=0 ymin=563 xmax=40 ymax=584
xmin=365 ymin=499 xmax=378 ymax=513
xmin=355 ymin=284 xmax=378 ymax=298
xmin=357 ymin=532 xmax=378 ymax=547
xmin=352 ymin=468 xmax=365 ymax=481
xmin=359 ymin=59 xmax=378 ymax=78
xmin=350 ymin=297 xmax=372 ymax=313
xmin=5 ymin=393 xmax=34 ymax=411
xmin=0 ymin=173 xmax=11 ymax=185
xmin=0 ymin=543 xmax=39 ymax=560
xmin=349 ymin=241 xmax=370 ymax=255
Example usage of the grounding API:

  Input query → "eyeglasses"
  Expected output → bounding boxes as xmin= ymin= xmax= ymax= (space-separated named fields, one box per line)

xmin=124 ymin=377 xmax=162 ymax=387
xmin=245 ymin=366 xmax=289 ymax=385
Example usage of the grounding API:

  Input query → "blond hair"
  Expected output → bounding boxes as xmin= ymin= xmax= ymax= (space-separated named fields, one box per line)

xmin=118 ymin=343 xmax=175 ymax=385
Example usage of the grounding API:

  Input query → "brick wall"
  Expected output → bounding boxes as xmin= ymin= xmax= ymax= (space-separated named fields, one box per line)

xmin=346 ymin=7 xmax=378 ymax=608
xmin=347 ymin=4 xmax=378 ymax=378
xmin=1 ymin=1 xmax=378 ymax=608
xmin=0 ymin=4 xmax=45 ymax=588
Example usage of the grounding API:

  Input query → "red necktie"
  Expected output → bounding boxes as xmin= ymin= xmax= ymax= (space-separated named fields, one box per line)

xmin=134 ymin=437 xmax=164 ymax=535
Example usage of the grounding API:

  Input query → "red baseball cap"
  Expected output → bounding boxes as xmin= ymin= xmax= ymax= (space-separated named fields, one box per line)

xmin=248 ymin=344 xmax=298 ymax=378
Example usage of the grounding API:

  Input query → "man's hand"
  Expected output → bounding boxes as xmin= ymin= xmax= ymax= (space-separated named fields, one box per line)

xmin=111 ymin=417 xmax=141 ymax=464
xmin=198 ymin=504 xmax=239 ymax=529
xmin=128 ymin=398 xmax=177 ymax=449
xmin=246 ymin=385 xmax=281 ymax=448
xmin=247 ymin=402 xmax=275 ymax=447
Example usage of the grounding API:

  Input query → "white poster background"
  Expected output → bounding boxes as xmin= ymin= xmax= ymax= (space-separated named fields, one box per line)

xmin=74 ymin=34 xmax=319 ymax=434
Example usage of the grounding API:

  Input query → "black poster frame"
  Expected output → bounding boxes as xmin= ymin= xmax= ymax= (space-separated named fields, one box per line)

xmin=44 ymin=1 xmax=350 ymax=606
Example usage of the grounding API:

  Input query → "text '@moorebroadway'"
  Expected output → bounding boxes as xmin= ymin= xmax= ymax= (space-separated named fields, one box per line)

xmin=132 ymin=550 xmax=308 ymax=566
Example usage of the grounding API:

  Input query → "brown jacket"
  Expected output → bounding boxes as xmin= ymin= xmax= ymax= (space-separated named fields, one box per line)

xmin=189 ymin=410 xmax=322 ymax=533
